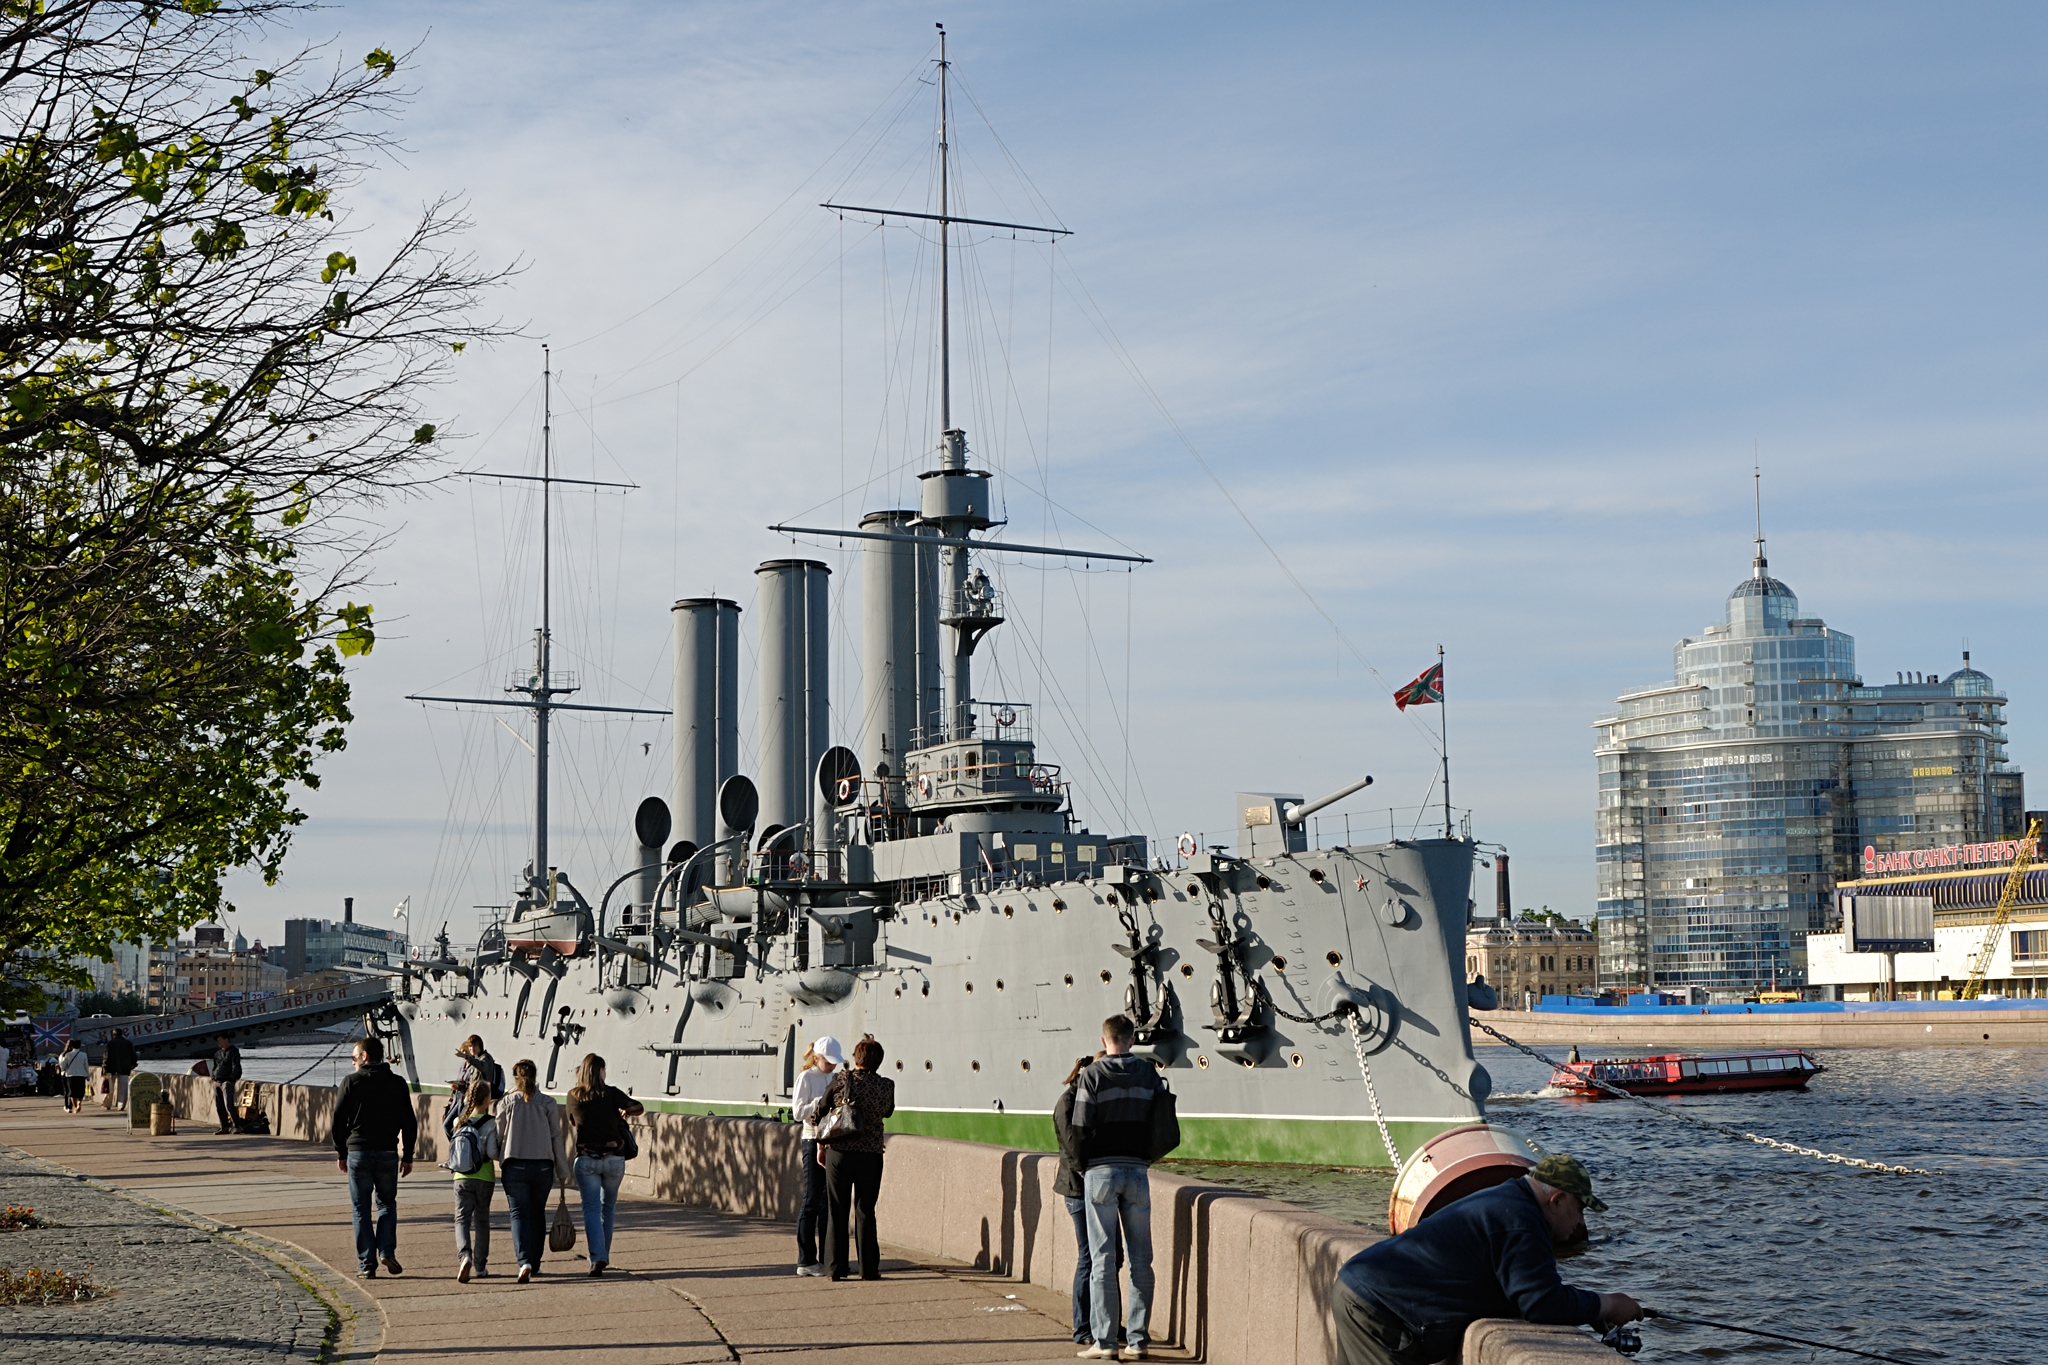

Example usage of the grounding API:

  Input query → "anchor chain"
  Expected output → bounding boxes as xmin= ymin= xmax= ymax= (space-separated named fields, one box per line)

xmin=1470 ymin=1019 xmax=1939 ymax=1177
xmin=1344 ymin=1007 xmax=1403 ymax=1168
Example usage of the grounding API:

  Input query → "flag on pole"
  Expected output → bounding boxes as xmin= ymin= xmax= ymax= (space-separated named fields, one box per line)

xmin=1394 ymin=662 xmax=1444 ymax=711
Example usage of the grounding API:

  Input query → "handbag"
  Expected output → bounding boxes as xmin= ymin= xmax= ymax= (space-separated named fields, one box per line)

xmin=1146 ymin=1085 xmax=1182 ymax=1162
xmin=618 ymin=1119 xmax=639 ymax=1162
xmin=814 ymin=1079 xmax=861 ymax=1146
xmin=548 ymin=1187 xmax=577 ymax=1252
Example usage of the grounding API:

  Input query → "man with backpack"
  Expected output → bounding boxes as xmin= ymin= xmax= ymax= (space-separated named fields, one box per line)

xmin=209 ymin=1034 xmax=243 ymax=1134
xmin=1069 ymin=1013 xmax=1166 ymax=1362
xmin=330 ymin=1035 xmax=418 ymax=1278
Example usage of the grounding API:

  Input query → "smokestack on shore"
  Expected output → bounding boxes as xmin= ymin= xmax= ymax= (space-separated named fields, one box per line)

xmin=1495 ymin=852 xmax=1511 ymax=919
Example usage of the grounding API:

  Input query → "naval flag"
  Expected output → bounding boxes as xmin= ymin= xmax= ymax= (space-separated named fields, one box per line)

xmin=1394 ymin=663 xmax=1444 ymax=711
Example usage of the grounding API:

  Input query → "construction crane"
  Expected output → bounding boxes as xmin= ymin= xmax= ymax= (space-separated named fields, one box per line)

xmin=1960 ymin=816 xmax=2042 ymax=1000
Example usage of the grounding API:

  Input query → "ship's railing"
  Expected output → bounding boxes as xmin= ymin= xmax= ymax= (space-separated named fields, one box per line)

xmin=505 ymin=668 xmax=579 ymax=695
xmin=1161 ymin=804 xmax=1475 ymax=864
xmin=911 ymin=700 xmax=1033 ymax=748
xmin=939 ymin=583 xmax=1005 ymax=625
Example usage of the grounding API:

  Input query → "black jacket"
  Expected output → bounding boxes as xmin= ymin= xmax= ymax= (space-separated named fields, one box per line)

xmin=1072 ymin=1054 xmax=1162 ymax=1168
xmin=331 ymin=1061 xmax=418 ymax=1160
xmin=211 ymin=1044 xmax=242 ymax=1086
xmin=103 ymin=1036 xmax=138 ymax=1076
xmin=1051 ymin=1083 xmax=1084 ymax=1198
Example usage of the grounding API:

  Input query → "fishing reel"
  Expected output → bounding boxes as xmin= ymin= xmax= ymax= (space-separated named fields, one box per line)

xmin=1600 ymin=1324 xmax=1643 ymax=1357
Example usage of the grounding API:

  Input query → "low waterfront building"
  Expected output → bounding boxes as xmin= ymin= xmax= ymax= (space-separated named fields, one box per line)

xmin=1465 ymin=913 xmax=1598 ymax=1007
xmin=1807 ymin=835 xmax=2048 ymax=999
xmin=282 ymin=905 xmax=407 ymax=976
xmin=173 ymin=948 xmax=288 ymax=1007
xmin=1595 ymin=531 xmax=2025 ymax=997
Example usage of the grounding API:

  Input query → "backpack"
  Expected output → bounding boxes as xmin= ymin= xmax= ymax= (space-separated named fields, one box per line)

xmin=443 ymin=1120 xmax=487 ymax=1175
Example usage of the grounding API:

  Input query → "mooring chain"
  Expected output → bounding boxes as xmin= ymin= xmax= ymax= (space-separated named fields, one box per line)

xmin=1469 ymin=1019 xmax=1939 ymax=1177
xmin=1257 ymin=979 xmax=1355 ymax=1026
xmin=1344 ymin=1008 xmax=1404 ymax=1168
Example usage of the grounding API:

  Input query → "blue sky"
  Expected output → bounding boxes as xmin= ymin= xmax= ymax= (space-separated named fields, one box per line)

xmin=216 ymin=3 xmax=2048 ymax=949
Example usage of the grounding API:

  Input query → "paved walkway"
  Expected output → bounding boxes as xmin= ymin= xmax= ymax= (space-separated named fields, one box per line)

xmin=0 ymin=1099 xmax=1132 ymax=1364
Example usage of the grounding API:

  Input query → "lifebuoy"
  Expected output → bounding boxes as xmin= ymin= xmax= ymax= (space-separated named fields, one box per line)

xmin=1176 ymin=832 xmax=1199 ymax=858
xmin=917 ymin=773 xmax=934 ymax=799
xmin=996 ymin=706 xmax=1018 ymax=728
xmin=787 ymin=852 xmax=810 ymax=878
xmin=836 ymin=777 xmax=855 ymax=804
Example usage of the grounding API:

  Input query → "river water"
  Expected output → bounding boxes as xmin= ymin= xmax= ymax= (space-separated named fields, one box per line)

xmin=240 ymin=1035 xmax=2030 ymax=1360
xmin=1179 ymin=1043 xmax=2040 ymax=1364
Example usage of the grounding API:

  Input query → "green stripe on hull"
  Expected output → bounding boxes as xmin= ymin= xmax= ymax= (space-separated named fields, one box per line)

xmin=883 ymin=1108 xmax=1464 ymax=1170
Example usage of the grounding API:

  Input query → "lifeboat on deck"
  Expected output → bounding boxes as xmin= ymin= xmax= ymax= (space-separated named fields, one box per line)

xmin=1549 ymin=1049 xmax=1823 ymax=1098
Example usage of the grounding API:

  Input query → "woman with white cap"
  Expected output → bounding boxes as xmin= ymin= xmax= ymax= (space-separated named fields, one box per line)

xmin=791 ymin=1036 xmax=842 ymax=1276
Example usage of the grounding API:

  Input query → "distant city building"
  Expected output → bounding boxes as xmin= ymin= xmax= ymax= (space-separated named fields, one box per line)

xmin=174 ymin=948 xmax=287 ymax=1007
xmin=1465 ymin=914 xmax=1598 ymax=1007
xmin=1595 ymin=534 xmax=2025 ymax=997
xmin=1808 ymin=839 xmax=2048 ymax=1000
xmin=282 ymin=916 xmax=407 ymax=976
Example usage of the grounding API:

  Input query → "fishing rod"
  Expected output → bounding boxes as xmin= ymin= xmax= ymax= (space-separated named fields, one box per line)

xmin=1628 ymin=1308 xmax=1929 ymax=1364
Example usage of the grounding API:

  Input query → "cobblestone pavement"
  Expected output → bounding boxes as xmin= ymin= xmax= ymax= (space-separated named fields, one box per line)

xmin=0 ymin=1147 xmax=329 ymax=1363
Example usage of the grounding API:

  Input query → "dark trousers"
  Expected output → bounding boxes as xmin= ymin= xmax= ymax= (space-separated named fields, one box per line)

xmin=213 ymin=1080 xmax=238 ymax=1130
xmin=346 ymin=1150 xmax=400 ymax=1271
xmin=797 ymin=1138 xmax=827 ymax=1266
xmin=501 ymin=1158 xmax=556 ymax=1272
xmin=1065 ymin=1193 xmax=1123 ymax=1343
xmin=1331 ymin=1279 xmax=1458 ymax=1365
xmin=824 ymin=1147 xmax=884 ymax=1279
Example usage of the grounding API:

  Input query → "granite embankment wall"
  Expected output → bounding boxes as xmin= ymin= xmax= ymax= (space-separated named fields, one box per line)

xmin=1483 ymin=1005 xmax=2048 ymax=1048
xmin=140 ymin=1071 xmax=1609 ymax=1365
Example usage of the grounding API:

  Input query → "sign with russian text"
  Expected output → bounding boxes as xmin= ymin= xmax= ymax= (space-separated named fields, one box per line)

xmin=1862 ymin=839 xmax=2038 ymax=876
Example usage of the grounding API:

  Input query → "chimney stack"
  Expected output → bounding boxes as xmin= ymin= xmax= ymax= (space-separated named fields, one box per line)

xmin=1495 ymin=853 xmax=1511 ymax=919
xmin=344 ymin=896 xmax=353 ymax=925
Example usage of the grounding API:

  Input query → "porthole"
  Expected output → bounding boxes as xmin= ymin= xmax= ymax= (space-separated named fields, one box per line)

xmin=1100 ymin=969 xmax=1113 ymax=984
xmin=954 ymin=911 xmax=962 ymax=924
xmin=1063 ymin=974 xmax=1074 ymax=986
xmin=921 ymin=981 xmax=930 ymax=997
xmin=972 ymin=1060 xmax=981 ymax=1072
xmin=895 ymin=1060 xmax=904 ymax=1072
xmin=1237 ymin=1057 xmax=1255 ymax=1068
xmin=1196 ymin=1054 xmax=1209 ymax=1069
xmin=1151 ymin=1058 xmax=1166 ymax=1072
xmin=1309 ymin=868 xmax=1326 ymax=883
xmin=1052 ymin=899 xmax=1066 ymax=911
xmin=1180 ymin=963 xmax=1194 ymax=977
xmin=1272 ymin=955 xmax=1288 ymax=971
xmin=1185 ymin=882 xmax=1201 ymax=897
xmin=1289 ymin=1053 xmax=1304 ymax=1068
xmin=966 ymin=982 xmax=975 ymax=993
xmin=1327 ymin=950 xmax=1343 ymax=966
xmin=1256 ymin=875 xmax=1271 ymax=890
xmin=1020 ymin=1059 xmax=1031 ymax=1072
xmin=924 ymin=1060 xmax=933 ymax=1072
xmin=996 ymin=979 xmax=1005 ymax=991
xmin=1004 ymin=905 xmax=1014 ymax=918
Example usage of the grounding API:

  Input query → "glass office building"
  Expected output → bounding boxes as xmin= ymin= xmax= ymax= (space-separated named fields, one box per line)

xmin=1594 ymin=542 xmax=2023 ymax=995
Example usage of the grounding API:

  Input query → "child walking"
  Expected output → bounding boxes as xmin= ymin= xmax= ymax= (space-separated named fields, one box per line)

xmin=446 ymin=1078 xmax=503 ymax=1282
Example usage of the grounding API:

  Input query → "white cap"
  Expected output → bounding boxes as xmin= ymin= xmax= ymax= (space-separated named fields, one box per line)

xmin=813 ymin=1036 xmax=844 ymax=1066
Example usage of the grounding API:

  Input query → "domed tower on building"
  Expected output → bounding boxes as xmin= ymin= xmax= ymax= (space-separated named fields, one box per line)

xmin=1594 ymin=518 xmax=2024 ymax=998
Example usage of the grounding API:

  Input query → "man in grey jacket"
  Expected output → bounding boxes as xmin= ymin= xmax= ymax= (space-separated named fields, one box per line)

xmin=1070 ymin=1014 xmax=1164 ymax=1362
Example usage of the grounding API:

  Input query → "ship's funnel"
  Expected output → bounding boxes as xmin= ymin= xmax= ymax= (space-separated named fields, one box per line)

xmin=756 ymin=559 xmax=831 ymax=837
xmin=671 ymin=597 xmax=741 ymax=849
xmin=632 ymin=796 xmax=670 ymax=909
xmin=859 ymin=510 xmax=918 ymax=792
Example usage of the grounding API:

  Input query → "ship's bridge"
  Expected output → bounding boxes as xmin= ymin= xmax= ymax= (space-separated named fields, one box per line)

xmin=904 ymin=701 xmax=1059 ymax=812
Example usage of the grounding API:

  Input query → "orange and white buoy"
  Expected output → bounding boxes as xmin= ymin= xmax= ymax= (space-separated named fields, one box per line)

xmin=1385 ymin=1123 xmax=1541 ymax=1234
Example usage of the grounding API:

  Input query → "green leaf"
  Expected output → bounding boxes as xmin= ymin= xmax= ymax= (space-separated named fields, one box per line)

xmin=411 ymin=423 xmax=436 ymax=444
xmin=451 ymin=342 xmax=466 ymax=354
xmin=319 ymin=251 xmax=357 ymax=284
xmin=253 ymin=69 xmax=274 ymax=88
xmin=365 ymin=48 xmax=397 ymax=78
xmin=335 ymin=602 xmax=376 ymax=657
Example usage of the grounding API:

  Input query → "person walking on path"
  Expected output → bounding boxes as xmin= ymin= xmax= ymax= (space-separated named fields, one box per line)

xmin=790 ymin=1036 xmax=842 ymax=1277
xmin=444 ymin=1034 xmax=502 ymax=1139
xmin=101 ymin=1028 xmax=137 ymax=1112
xmin=1330 ymin=1154 xmax=1641 ymax=1365
xmin=1053 ymin=1053 xmax=1124 ymax=1349
xmin=445 ymin=1077 xmax=503 ymax=1282
xmin=565 ymin=1053 xmax=643 ymax=1276
xmin=209 ymin=1034 xmax=244 ymax=1134
xmin=816 ymin=1033 xmax=894 ymax=1282
xmin=496 ymin=1058 xmax=570 ymax=1283
xmin=1070 ymin=1014 xmax=1164 ymax=1362
xmin=330 ymin=1035 xmax=418 ymax=1279
xmin=57 ymin=1038 xmax=89 ymax=1114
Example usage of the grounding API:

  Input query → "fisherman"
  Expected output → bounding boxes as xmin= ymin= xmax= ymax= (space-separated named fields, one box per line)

xmin=1330 ymin=1154 xmax=1642 ymax=1365
xmin=209 ymin=1033 xmax=244 ymax=1134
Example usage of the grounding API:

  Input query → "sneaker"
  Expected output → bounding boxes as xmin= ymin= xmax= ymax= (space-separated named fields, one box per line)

xmin=457 ymin=1259 xmax=472 ymax=1284
xmin=380 ymin=1255 xmax=403 ymax=1276
xmin=517 ymin=1266 xmax=532 ymax=1284
xmin=358 ymin=1266 xmax=377 ymax=1279
xmin=796 ymin=1263 xmax=825 ymax=1278
xmin=1077 ymin=1349 xmax=1118 ymax=1361
xmin=1120 ymin=1349 xmax=1149 ymax=1362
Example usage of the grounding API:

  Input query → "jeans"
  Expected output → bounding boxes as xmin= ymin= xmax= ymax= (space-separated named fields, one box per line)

xmin=346 ymin=1150 xmax=400 ymax=1271
xmin=1065 ymin=1194 xmax=1123 ymax=1343
xmin=501 ymin=1158 xmax=557 ymax=1272
xmin=104 ymin=1074 xmax=129 ymax=1110
xmin=1330 ymin=1279 xmax=1452 ymax=1365
xmin=1083 ymin=1164 xmax=1153 ymax=1350
xmin=453 ymin=1178 xmax=493 ymax=1272
xmin=824 ymin=1148 xmax=884 ymax=1278
xmin=213 ymin=1080 xmax=238 ymax=1129
xmin=574 ymin=1154 xmax=625 ymax=1264
xmin=797 ymin=1138 xmax=827 ymax=1266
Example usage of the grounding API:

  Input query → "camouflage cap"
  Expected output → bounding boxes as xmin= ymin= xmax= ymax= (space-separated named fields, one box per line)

xmin=1530 ymin=1153 xmax=1608 ymax=1212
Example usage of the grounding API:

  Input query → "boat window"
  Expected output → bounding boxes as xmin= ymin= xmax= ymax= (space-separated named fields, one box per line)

xmin=1727 ymin=1058 xmax=1750 ymax=1072
xmin=964 ymin=750 xmax=979 ymax=777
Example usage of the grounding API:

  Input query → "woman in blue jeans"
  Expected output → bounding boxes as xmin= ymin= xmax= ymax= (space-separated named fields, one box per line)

xmin=495 ymin=1059 xmax=570 ymax=1282
xmin=1052 ymin=1055 xmax=1121 ymax=1345
xmin=566 ymin=1053 xmax=644 ymax=1276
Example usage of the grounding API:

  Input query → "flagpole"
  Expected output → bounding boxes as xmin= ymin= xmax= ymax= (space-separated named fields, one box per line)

xmin=1439 ymin=643 xmax=1451 ymax=840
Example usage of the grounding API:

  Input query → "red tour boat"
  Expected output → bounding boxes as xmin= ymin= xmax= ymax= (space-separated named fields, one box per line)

xmin=1549 ymin=1049 xmax=1824 ymax=1097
